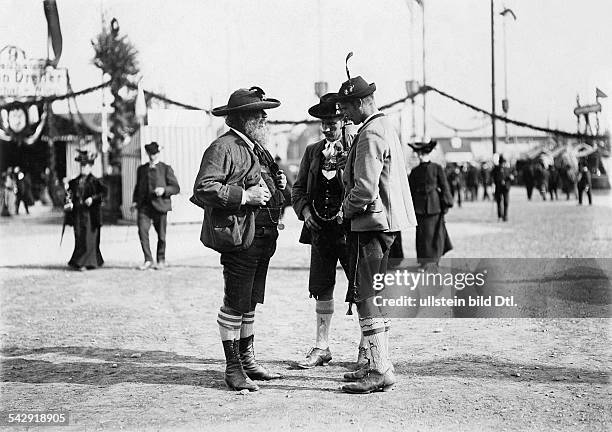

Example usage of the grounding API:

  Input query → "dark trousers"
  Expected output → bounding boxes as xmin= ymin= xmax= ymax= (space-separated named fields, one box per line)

xmin=309 ymin=226 xmax=349 ymax=301
xmin=495 ymin=187 xmax=509 ymax=220
xmin=15 ymin=194 xmax=29 ymax=214
xmin=347 ymin=231 xmax=397 ymax=318
xmin=220 ymin=226 xmax=278 ymax=313
xmin=578 ymin=186 xmax=592 ymax=205
xmin=137 ymin=207 xmax=167 ymax=262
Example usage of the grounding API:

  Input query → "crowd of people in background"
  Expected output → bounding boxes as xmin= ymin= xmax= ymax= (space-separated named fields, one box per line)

xmin=1 ymin=166 xmax=34 ymax=216
xmin=442 ymin=156 xmax=596 ymax=209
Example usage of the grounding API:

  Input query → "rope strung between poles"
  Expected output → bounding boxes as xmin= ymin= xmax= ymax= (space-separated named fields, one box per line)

xmin=425 ymin=85 xmax=606 ymax=141
xmin=2 ymin=79 xmax=604 ymax=143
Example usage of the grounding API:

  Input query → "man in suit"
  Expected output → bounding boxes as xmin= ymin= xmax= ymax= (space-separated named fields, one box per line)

xmin=131 ymin=142 xmax=180 ymax=270
xmin=191 ymin=86 xmax=286 ymax=392
xmin=491 ymin=154 xmax=514 ymax=221
xmin=335 ymin=74 xmax=417 ymax=394
xmin=292 ymin=94 xmax=367 ymax=370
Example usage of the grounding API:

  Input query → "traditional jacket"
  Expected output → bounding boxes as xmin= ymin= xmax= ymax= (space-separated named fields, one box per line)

xmin=342 ymin=113 xmax=417 ymax=232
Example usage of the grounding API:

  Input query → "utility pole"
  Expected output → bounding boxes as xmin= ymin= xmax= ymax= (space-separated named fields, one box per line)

xmin=421 ymin=0 xmax=427 ymax=138
xmin=490 ymin=0 xmax=497 ymax=155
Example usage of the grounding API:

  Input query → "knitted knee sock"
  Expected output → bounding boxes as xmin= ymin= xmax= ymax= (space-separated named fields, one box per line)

xmin=359 ymin=317 xmax=392 ymax=373
xmin=240 ymin=311 xmax=255 ymax=339
xmin=315 ymin=299 xmax=334 ymax=349
xmin=217 ymin=307 xmax=242 ymax=341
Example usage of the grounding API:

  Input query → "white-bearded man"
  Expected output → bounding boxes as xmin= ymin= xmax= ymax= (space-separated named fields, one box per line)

xmin=191 ymin=87 xmax=287 ymax=392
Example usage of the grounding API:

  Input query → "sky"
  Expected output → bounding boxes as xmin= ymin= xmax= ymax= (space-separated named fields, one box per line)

xmin=2 ymin=0 xmax=612 ymax=138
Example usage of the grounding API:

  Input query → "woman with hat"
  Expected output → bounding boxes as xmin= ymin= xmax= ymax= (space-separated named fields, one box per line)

xmin=408 ymin=140 xmax=454 ymax=271
xmin=192 ymin=86 xmax=286 ymax=392
xmin=63 ymin=150 xmax=107 ymax=270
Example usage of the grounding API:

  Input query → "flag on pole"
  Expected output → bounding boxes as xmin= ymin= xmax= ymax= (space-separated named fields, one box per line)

xmin=43 ymin=0 xmax=63 ymax=67
xmin=596 ymin=88 xmax=608 ymax=99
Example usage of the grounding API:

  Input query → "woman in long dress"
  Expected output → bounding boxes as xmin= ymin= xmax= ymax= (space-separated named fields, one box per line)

xmin=408 ymin=141 xmax=454 ymax=270
xmin=64 ymin=150 xmax=107 ymax=270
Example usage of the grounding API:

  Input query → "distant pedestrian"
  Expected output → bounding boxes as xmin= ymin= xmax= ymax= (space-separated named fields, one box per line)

xmin=63 ymin=151 xmax=107 ymax=270
xmin=548 ymin=165 xmax=560 ymax=201
xmin=577 ymin=160 xmax=592 ymax=205
xmin=131 ymin=142 xmax=180 ymax=270
xmin=14 ymin=166 xmax=33 ymax=215
xmin=480 ymin=162 xmax=492 ymax=200
xmin=522 ymin=160 xmax=535 ymax=200
xmin=447 ymin=163 xmax=463 ymax=207
xmin=1 ymin=168 xmax=17 ymax=216
xmin=408 ymin=140 xmax=454 ymax=271
xmin=465 ymin=163 xmax=479 ymax=201
xmin=492 ymin=154 xmax=514 ymax=222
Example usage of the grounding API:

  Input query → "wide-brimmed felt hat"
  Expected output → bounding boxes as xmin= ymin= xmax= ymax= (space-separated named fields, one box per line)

xmin=308 ymin=93 xmax=343 ymax=120
xmin=75 ymin=149 xmax=97 ymax=165
xmin=334 ymin=76 xmax=376 ymax=102
xmin=408 ymin=140 xmax=437 ymax=154
xmin=144 ymin=141 xmax=160 ymax=154
xmin=211 ymin=86 xmax=281 ymax=117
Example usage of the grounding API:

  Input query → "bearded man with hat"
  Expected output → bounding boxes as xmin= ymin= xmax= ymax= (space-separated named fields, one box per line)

xmin=407 ymin=140 xmax=454 ymax=271
xmin=292 ymin=93 xmax=370 ymax=370
xmin=131 ymin=141 xmax=180 ymax=270
xmin=191 ymin=86 xmax=287 ymax=392
xmin=63 ymin=150 xmax=107 ymax=270
xmin=334 ymin=58 xmax=417 ymax=394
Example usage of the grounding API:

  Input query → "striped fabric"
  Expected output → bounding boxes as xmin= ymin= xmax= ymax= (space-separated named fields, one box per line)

xmin=240 ymin=311 xmax=255 ymax=339
xmin=315 ymin=299 xmax=334 ymax=315
xmin=359 ymin=317 xmax=386 ymax=336
xmin=217 ymin=308 xmax=243 ymax=341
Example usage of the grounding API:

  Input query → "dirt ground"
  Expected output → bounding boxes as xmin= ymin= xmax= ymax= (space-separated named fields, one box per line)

xmin=1 ymin=188 xmax=611 ymax=431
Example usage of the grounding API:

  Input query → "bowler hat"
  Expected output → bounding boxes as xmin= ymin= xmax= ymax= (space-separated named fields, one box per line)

xmin=408 ymin=140 xmax=437 ymax=154
xmin=211 ymin=86 xmax=281 ymax=117
xmin=74 ymin=149 xmax=97 ymax=165
xmin=144 ymin=141 xmax=160 ymax=154
xmin=308 ymin=93 xmax=343 ymax=119
xmin=334 ymin=76 xmax=376 ymax=102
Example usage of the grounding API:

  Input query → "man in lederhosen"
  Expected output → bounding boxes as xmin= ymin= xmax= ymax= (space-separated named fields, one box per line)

xmin=335 ymin=70 xmax=417 ymax=394
xmin=292 ymin=94 xmax=369 ymax=370
xmin=192 ymin=86 xmax=287 ymax=392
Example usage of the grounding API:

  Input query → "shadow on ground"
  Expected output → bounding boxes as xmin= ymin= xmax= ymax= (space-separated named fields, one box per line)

xmin=1 ymin=346 xmax=607 ymax=390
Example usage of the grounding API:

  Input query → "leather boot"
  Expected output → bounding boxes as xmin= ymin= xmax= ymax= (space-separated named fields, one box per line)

xmin=238 ymin=336 xmax=282 ymax=381
xmin=344 ymin=360 xmax=369 ymax=381
xmin=354 ymin=345 xmax=369 ymax=370
xmin=341 ymin=369 xmax=396 ymax=394
xmin=222 ymin=340 xmax=259 ymax=391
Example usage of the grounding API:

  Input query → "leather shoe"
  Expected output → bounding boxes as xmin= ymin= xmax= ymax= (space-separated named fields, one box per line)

xmin=297 ymin=347 xmax=332 ymax=369
xmin=341 ymin=369 xmax=396 ymax=394
xmin=139 ymin=261 xmax=153 ymax=270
